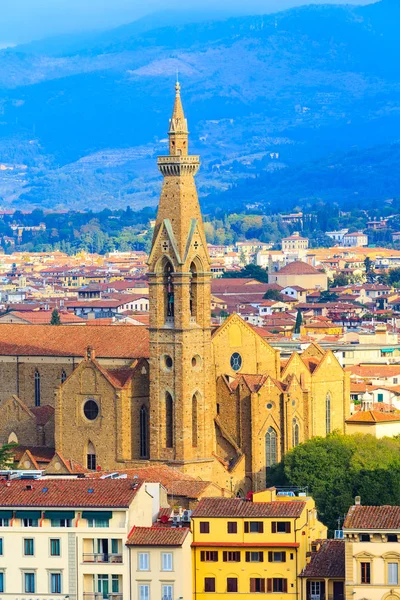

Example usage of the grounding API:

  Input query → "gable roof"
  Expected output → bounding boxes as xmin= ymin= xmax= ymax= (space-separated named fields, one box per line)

xmin=344 ymin=505 xmax=400 ymax=530
xmin=300 ymin=540 xmax=345 ymax=578
xmin=0 ymin=478 xmax=142 ymax=508
xmin=126 ymin=526 xmax=189 ymax=546
xmin=0 ymin=324 xmax=149 ymax=359
xmin=192 ymin=497 xmax=305 ymax=518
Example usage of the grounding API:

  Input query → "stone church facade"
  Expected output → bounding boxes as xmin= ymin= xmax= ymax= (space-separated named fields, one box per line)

xmin=0 ymin=85 xmax=350 ymax=493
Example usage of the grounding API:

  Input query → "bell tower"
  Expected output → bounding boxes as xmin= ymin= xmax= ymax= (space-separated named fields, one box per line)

xmin=148 ymin=82 xmax=214 ymax=475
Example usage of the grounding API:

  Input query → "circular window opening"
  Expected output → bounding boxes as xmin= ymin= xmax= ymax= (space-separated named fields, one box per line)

xmin=230 ymin=352 xmax=242 ymax=372
xmin=161 ymin=355 xmax=173 ymax=370
xmin=266 ymin=403 xmax=273 ymax=410
xmin=84 ymin=400 xmax=99 ymax=421
xmin=192 ymin=355 xmax=201 ymax=369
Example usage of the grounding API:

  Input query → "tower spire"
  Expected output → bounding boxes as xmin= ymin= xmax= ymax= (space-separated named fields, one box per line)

xmin=169 ymin=81 xmax=188 ymax=155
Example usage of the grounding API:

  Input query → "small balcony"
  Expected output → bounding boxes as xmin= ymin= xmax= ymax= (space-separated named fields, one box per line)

xmin=83 ymin=553 xmax=123 ymax=564
xmin=83 ymin=594 xmax=122 ymax=600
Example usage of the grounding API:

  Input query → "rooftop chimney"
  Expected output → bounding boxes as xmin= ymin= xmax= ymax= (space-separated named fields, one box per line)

xmin=355 ymin=496 xmax=361 ymax=506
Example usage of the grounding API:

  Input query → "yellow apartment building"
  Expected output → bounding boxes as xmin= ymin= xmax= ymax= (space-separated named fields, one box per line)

xmin=344 ymin=502 xmax=400 ymax=600
xmin=191 ymin=488 xmax=327 ymax=600
xmin=127 ymin=526 xmax=192 ymax=600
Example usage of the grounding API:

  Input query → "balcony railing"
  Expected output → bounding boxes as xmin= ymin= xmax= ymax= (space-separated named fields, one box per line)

xmin=83 ymin=553 xmax=123 ymax=563
xmin=83 ymin=594 xmax=122 ymax=600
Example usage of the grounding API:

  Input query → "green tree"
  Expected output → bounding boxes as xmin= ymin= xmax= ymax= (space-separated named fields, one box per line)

xmin=269 ymin=433 xmax=400 ymax=533
xmin=223 ymin=264 xmax=269 ymax=283
xmin=50 ymin=308 xmax=61 ymax=325
xmin=389 ymin=268 xmax=400 ymax=285
xmin=330 ymin=273 xmax=350 ymax=288
xmin=294 ymin=310 xmax=303 ymax=334
xmin=263 ymin=289 xmax=282 ymax=301
xmin=364 ymin=256 xmax=372 ymax=273
xmin=0 ymin=442 xmax=17 ymax=468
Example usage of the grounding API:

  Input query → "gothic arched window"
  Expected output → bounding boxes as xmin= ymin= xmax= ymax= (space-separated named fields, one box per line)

xmin=61 ymin=369 xmax=67 ymax=384
xmin=165 ymin=392 xmax=173 ymax=448
xmin=326 ymin=393 xmax=331 ymax=434
xmin=189 ymin=261 xmax=198 ymax=321
xmin=192 ymin=393 xmax=198 ymax=448
xmin=86 ymin=441 xmax=96 ymax=471
xmin=140 ymin=405 xmax=149 ymax=458
xmin=266 ymin=427 xmax=277 ymax=471
xmin=165 ymin=261 xmax=174 ymax=319
xmin=293 ymin=418 xmax=300 ymax=447
xmin=34 ymin=370 xmax=41 ymax=407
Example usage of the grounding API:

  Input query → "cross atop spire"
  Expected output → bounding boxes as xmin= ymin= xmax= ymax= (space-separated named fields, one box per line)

xmin=169 ymin=81 xmax=188 ymax=155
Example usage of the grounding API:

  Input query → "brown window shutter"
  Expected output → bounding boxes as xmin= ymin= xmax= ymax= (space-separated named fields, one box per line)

xmin=223 ymin=551 xmax=227 ymax=562
xmin=245 ymin=551 xmax=250 ymax=562
xmin=272 ymin=522 xmax=277 ymax=533
xmin=285 ymin=522 xmax=291 ymax=533
xmin=268 ymin=551 xmax=273 ymax=562
xmin=267 ymin=579 xmax=273 ymax=592
xmin=260 ymin=551 xmax=264 ymax=562
xmin=260 ymin=579 xmax=265 ymax=593
xmin=250 ymin=579 xmax=255 ymax=593
xmin=259 ymin=522 xmax=264 ymax=533
xmin=283 ymin=579 xmax=288 ymax=593
xmin=244 ymin=521 xmax=249 ymax=533
xmin=282 ymin=552 xmax=286 ymax=562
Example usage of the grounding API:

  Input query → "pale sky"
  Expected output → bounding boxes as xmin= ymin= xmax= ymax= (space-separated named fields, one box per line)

xmin=0 ymin=0 xmax=375 ymax=46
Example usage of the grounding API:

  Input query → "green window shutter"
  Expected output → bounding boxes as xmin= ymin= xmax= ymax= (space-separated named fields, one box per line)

xmin=81 ymin=511 xmax=112 ymax=520
xmin=0 ymin=511 xmax=12 ymax=519
xmin=111 ymin=539 xmax=118 ymax=554
xmin=16 ymin=511 xmax=41 ymax=519
xmin=44 ymin=511 xmax=75 ymax=520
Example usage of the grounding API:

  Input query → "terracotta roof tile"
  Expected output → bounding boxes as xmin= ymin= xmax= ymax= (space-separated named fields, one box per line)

xmin=277 ymin=261 xmax=323 ymax=275
xmin=344 ymin=505 xmax=400 ymax=529
xmin=0 ymin=478 xmax=142 ymax=508
xmin=300 ymin=540 xmax=345 ymax=578
xmin=127 ymin=526 xmax=189 ymax=546
xmin=346 ymin=410 xmax=400 ymax=423
xmin=0 ymin=324 xmax=149 ymax=358
xmin=192 ymin=498 xmax=305 ymax=518
xmin=30 ymin=405 xmax=54 ymax=425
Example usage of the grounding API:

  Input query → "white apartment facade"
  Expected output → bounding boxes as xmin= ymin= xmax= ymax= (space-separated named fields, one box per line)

xmin=0 ymin=476 xmax=155 ymax=600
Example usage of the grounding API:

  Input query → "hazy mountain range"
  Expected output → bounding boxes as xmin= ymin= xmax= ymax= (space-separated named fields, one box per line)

xmin=0 ymin=0 xmax=398 ymax=212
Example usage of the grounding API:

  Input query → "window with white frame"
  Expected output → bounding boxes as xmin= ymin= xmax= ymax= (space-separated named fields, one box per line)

xmin=388 ymin=562 xmax=399 ymax=585
xmin=161 ymin=552 xmax=173 ymax=571
xmin=310 ymin=581 xmax=321 ymax=597
xmin=162 ymin=584 xmax=173 ymax=600
xmin=139 ymin=584 xmax=150 ymax=600
xmin=138 ymin=552 xmax=150 ymax=571
xmin=24 ymin=572 xmax=35 ymax=593
xmin=0 ymin=572 xmax=4 ymax=593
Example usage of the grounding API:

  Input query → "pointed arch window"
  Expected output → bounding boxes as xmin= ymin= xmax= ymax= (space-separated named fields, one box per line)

xmin=61 ymin=369 xmax=67 ymax=384
xmin=326 ymin=393 xmax=331 ymax=434
xmin=165 ymin=392 xmax=173 ymax=449
xmin=140 ymin=405 xmax=149 ymax=458
xmin=266 ymin=427 xmax=277 ymax=471
xmin=8 ymin=431 xmax=18 ymax=444
xmin=192 ymin=393 xmax=198 ymax=448
xmin=87 ymin=441 xmax=96 ymax=471
xmin=293 ymin=418 xmax=300 ymax=447
xmin=190 ymin=261 xmax=198 ymax=321
xmin=34 ymin=370 xmax=41 ymax=407
xmin=165 ymin=261 xmax=174 ymax=319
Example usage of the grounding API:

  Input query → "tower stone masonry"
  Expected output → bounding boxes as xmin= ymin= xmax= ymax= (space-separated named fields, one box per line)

xmin=147 ymin=82 xmax=215 ymax=476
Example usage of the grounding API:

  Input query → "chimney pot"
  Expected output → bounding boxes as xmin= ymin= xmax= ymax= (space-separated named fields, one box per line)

xmin=355 ymin=495 xmax=361 ymax=505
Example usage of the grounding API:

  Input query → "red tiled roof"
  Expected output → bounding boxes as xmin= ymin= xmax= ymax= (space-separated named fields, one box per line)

xmin=30 ymin=405 xmax=54 ymax=425
xmin=277 ymin=261 xmax=323 ymax=275
xmin=346 ymin=410 xmax=400 ymax=423
xmin=192 ymin=498 xmax=305 ymax=518
xmin=300 ymin=540 xmax=345 ymax=578
xmin=0 ymin=324 xmax=149 ymax=358
xmin=13 ymin=446 xmax=54 ymax=463
xmin=0 ymin=478 xmax=142 ymax=508
xmin=8 ymin=311 xmax=85 ymax=324
xmin=126 ymin=526 xmax=189 ymax=546
xmin=344 ymin=505 xmax=400 ymax=529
